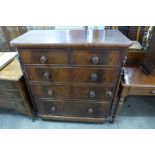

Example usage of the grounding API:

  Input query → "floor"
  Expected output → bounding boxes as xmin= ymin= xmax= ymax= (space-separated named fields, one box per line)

xmin=0 ymin=96 xmax=155 ymax=129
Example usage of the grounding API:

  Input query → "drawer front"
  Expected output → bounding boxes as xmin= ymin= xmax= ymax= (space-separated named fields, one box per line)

xmin=11 ymin=101 xmax=27 ymax=109
xmin=72 ymin=50 xmax=120 ymax=66
xmin=20 ymin=49 xmax=69 ymax=65
xmin=0 ymin=99 xmax=26 ymax=110
xmin=30 ymin=84 xmax=114 ymax=101
xmin=72 ymin=85 xmax=113 ymax=101
xmin=36 ymin=100 xmax=110 ymax=118
xmin=0 ymin=80 xmax=18 ymax=90
xmin=26 ymin=67 xmax=71 ymax=83
xmin=72 ymin=68 xmax=117 ymax=85
xmin=129 ymin=87 xmax=155 ymax=95
xmin=26 ymin=67 xmax=118 ymax=85
xmin=30 ymin=84 xmax=71 ymax=100
xmin=0 ymin=90 xmax=21 ymax=100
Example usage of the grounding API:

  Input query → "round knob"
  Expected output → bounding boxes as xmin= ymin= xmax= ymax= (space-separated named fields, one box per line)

xmin=91 ymin=73 xmax=97 ymax=81
xmin=40 ymin=56 xmax=47 ymax=64
xmin=43 ymin=72 xmax=51 ymax=80
xmin=106 ymin=91 xmax=112 ymax=97
xmin=87 ymin=108 xmax=94 ymax=114
xmin=89 ymin=90 xmax=95 ymax=98
xmin=51 ymin=106 xmax=56 ymax=113
xmin=151 ymin=90 xmax=155 ymax=94
xmin=92 ymin=56 xmax=99 ymax=64
xmin=48 ymin=89 xmax=53 ymax=96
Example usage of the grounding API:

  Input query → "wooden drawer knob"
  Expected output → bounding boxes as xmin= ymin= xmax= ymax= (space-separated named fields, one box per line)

xmin=43 ymin=72 xmax=51 ymax=80
xmin=87 ymin=108 xmax=94 ymax=114
xmin=91 ymin=73 xmax=97 ymax=81
xmin=92 ymin=56 xmax=99 ymax=64
xmin=48 ymin=89 xmax=53 ymax=96
xmin=51 ymin=106 xmax=56 ymax=112
xmin=106 ymin=91 xmax=112 ymax=97
xmin=40 ymin=56 xmax=47 ymax=64
xmin=89 ymin=90 xmax=96 ymax=98
xmin=151 ymin=90 xmax=155 ymax=94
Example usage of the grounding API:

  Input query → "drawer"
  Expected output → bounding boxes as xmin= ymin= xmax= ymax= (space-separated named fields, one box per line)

xmin=129 ymin=87 xmax=155 ymax=95
xmin=11 ymin=101 xmax=27 ymax=109
xmin=30 ymin=84 xmax=114 ymax=101
xmin=0 ymin=80 xmax=18 ymax=90
xmin=15 ymin=109 xmax=30 ymax=115
xmin=36 ymin=100 xmax=110 ymax=118
xmin=72 ymin=68 xmax=117 ymax=85
xmin=0 ymin=99 xmax=26 ymax=110
xmin=26 ymin=66 xmax=118 ymax=85
xmin=71 ymin=49 xmax=120 ymax=66
xmin=30 ymin=84 xmax=71 ymax=100
xmin=0 ymin=90 xmax=21 ymax=100
xmin=19 ymin=49 xmax=69 ymax=65
xmin=72 ymin=85 xmax=114 ymax=101
xmin=27 ymin=67 xmax=71 ymax=83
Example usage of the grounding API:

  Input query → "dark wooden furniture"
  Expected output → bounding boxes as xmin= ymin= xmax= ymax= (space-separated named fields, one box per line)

xmin=117 ymin=67 xmax=155 ymax=113
xmin=140 ymin=27 xmax=155 ymax=76
xmin=10 ymin=30 xmax=132 ymax=122
xmin=0 ymin=58 xmax=34 ymax=117
xmin=118 ymin=26 xmax=148 ymax=44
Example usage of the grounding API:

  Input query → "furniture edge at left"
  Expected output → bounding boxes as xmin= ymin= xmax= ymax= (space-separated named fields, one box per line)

xmin=0 ymin=58 xmax=35 ymax=119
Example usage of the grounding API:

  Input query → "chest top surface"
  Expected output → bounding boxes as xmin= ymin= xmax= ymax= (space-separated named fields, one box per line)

xmin=0 ymin=58 xmax=23 ymax=81
xmin=10 ymin=30 xmax=132 ymax=48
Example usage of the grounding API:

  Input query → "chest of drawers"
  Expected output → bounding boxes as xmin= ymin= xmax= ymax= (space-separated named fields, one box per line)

xmin=10 ymin=30 xmax=132 ymax=122
xmin=0 ymin=58 xmax=34 ymax=117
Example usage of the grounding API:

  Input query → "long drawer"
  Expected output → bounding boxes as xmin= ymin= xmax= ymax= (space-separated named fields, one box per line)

xmin=36 ymin=100 xmax=110 ymax=118
xmin=0 ymin=90 xmax=22 ymax=100
xmin=30 ymin=84 xmax=114 ymax=101
xmin=19 ymin=49 xmax=69 ymax=65
xmin=71 ymin=49 xmax=120 ymax=66
xmin=26 ymin=66 xmax=118 ymax=85
xmin=129 ymin=87 xmax=155 ymax=95
xmin=0 ymin=99 xmax=26 ymax=110
xmin=0 ymin=80 xmax=18 ymax=90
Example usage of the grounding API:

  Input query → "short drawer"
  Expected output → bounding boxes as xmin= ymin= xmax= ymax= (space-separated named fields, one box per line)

xmin=0 ymin=80 xmax=18 ymax=90
xmin=36 ymin=100 xmax=110 ymax=118
xmin=129 ymin=87 xmax=155 ymax=95
xmin=26 ymin=66 xmax=118 ymax=85
xmin=19 ymin=49 xmax=69 ymax=65
xmin=71 ymin=49 xmax=120 ymax=66
xmin=0 ymin=90 xmax=22 ymax=100
xmin=30 ymin=84 xmax=114 ymax=101
xmin=0 ymin=99 xmax=26 ymax=110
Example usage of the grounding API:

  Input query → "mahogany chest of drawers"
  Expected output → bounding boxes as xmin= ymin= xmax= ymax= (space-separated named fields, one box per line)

xmin=10 ymin=30 xmax=132 ymax=122
xmin=0 ymin=58 xmax=33 ymax=117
